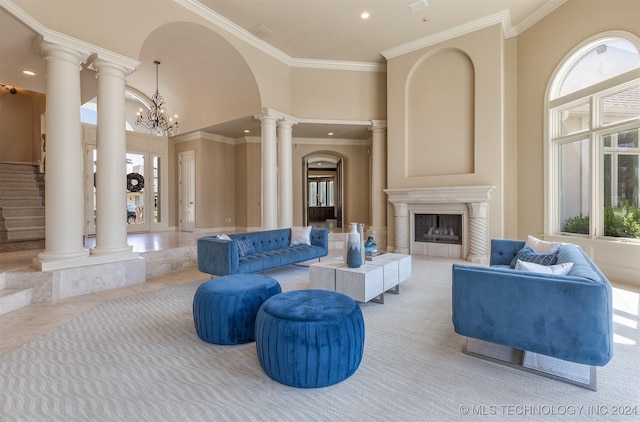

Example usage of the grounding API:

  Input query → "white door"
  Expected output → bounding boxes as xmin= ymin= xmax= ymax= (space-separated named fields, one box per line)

xmin=179 ymin=150 xmax=195 ymax=232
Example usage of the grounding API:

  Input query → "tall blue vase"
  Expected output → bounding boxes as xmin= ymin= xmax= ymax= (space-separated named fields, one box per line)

xmin=345 ymin=223 xmax=362 ymax=268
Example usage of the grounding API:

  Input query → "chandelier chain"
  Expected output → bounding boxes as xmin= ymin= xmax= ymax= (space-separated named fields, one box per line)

xmin=135 ymin=60 xmax=179 ymax=136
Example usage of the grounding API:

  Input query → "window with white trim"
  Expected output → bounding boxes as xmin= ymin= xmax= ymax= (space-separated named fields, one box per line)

xmin=548 ymin=36 xmax=640 ymax=240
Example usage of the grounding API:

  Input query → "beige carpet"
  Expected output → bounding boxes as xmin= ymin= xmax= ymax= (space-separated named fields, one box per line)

xmin=0 ymin=257 xmax=638 ymax=421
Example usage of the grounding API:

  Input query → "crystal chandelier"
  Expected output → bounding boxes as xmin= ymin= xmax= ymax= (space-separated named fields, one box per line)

xmin=136 ymin=60 xmax=179 ymax=136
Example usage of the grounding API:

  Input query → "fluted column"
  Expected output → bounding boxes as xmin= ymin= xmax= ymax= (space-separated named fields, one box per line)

xmin=392 ymin=202 xmax=409 ymax=254
xmin=34 ymin=42 xmax=89 ymax=268
xmin=370 ymin=121 xmax=387 ymax=250
xmin=277 ymin=119 xmax=296 ymax=228
xmin=466 ymin=202 xmax=489 ymax=264
xmin=257 ymin=113 xmax=278 ymax=230
xmin=91 ymin=59 xmax=132 ymax=256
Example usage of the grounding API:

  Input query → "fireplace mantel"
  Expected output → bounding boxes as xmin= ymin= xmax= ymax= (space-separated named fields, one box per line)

xmin=384 ymin=186 xmax=495 ymax=263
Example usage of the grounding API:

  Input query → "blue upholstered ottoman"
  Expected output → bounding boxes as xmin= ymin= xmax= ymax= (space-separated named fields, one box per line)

xmin=255 ymin=289 xmax=365 ymax=388
xmin=193 ymin=274 xmax=281 ymax=345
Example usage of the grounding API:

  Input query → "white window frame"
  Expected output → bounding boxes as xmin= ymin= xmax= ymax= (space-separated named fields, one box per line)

xmin=545 ymin=31 xmax=640 ymax=241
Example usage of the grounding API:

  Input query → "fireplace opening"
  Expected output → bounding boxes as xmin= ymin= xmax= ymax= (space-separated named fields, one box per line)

xmin=415 ymin=214 xmax=462 ymax=245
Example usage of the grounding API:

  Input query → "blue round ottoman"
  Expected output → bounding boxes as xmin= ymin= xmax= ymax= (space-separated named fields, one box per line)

xmin=255 ymin=289 xmax=365 ymax=388
xmin=193 ymin=274 xmax=281 ymax=345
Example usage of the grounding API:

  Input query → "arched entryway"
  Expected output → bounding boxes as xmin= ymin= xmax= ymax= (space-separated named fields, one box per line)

xmin=303 ymin=153 xmax=344 ymax=230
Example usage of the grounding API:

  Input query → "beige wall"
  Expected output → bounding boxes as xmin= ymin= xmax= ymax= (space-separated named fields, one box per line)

xmin=0 ymin=88 xmax=45 ymax=164
xmin=290 ymin=68 xmax=386 ymax=120
xmin=386 ymin=24 xmax=506 ymax=249
xmin=234 ymin=140 xmax=262 ymax=230
xmin=516 ymin=0 xmax=640 ymax=240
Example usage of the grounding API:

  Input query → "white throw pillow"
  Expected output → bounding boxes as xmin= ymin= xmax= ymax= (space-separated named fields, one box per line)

xmin=217 ymin=234 xmax=232 ymax=240
xmin=524 ymin=235 xmax=562 ymax=254
xmin=515 ymin=259 xmax=574 ymax=275
xmin=290 ymin=226 xmax=312 ymax=246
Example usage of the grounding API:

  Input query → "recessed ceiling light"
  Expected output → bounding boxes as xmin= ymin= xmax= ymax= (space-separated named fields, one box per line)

xmin=328 ymin=132 xmax=334 ymax=136
xmin=361 ymin=12 xmax=370 ymax=19
xmin=22 ymin=70 xmax=36 ymax=76
xmin=317 ymin=162 xmax=322 ymax=166
xmin=244 ymin=129 xmax=250 ymax=133
xmin=423 ymin=17 xmax=430 ymax=22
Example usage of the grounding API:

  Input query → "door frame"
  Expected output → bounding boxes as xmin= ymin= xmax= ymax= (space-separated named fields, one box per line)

xmin=178 ymin=150 xmax=196 ymax=232
xmin=303 ymin=153 xmax=344 ymax=228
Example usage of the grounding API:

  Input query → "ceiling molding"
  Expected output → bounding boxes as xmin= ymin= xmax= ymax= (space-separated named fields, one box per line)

xmin=0 ymin=0 xmax=139 ymax=73
xmin=510 ymin=0 xmax=567 ymax=38
xmin=291 ymin=58 xmax=386 ymax=73
xmin=171 ymin=131 xmax=236 ymax=145
xmin=175 ymin=0 xmax=385 ymax=72
xmin=293 ymin=138 xmax=371 ymax=146
xmin=381 ymin=10 xmax=510 ymax=60
xmin=174 ymin=0 xmax=292 ymax=65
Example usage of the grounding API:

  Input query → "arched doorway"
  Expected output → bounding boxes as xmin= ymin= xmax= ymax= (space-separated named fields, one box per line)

xmin=303 ymin=153 xmax=344 ymax=230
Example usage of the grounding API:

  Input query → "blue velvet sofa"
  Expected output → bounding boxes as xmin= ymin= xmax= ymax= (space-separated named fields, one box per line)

xmin=452 ymin=239 xmax=613 ymax=368
xmin=197 ymin=228 xmax=328 ymax=276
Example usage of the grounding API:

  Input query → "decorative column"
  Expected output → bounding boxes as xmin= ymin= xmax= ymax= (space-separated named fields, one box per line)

xmin=34 ymin=41 xmax=89 ymax=269
xmin=256 ymin=112 xmax=278 ymax=230
xmin=392 ymin=202 xmax=409 ymax=254
xmin=466 ymin=202 xmax=490 ymax=264
xmin=90 ymin=59 xmax=132 ymax=256
xmin=277 ymin=118 xmax=296 ymax=228
xmin=370 ymin=121 xmax=387 ymax=250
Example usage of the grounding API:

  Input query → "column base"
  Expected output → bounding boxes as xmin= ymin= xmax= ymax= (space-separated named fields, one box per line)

xmin=91 ymin=244 xmax=133 ymax=256
xmin=35 ymin=248 xmax=90 ymax=264
xmin=33 ymin=251 xmax=139 ymax=271
xmin=466 ymin=254 xmax=489 ymax=265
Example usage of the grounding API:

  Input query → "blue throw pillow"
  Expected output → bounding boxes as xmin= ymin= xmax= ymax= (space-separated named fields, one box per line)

xmin=237 ymin=238 xmax=255 ymax=257
xmin=510 ymin=247 xmax=557 ymax=268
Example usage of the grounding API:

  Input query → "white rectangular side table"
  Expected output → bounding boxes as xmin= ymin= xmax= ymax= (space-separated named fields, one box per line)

xmin=309 ymin=260 xmax=345 ymax=291
xmin=378 ymin=253 xmax=412 ymax=285
xmin=368 ymin=258 xmax=399 ymax=293
xmin=335 ymin=264 xmax=384 ymax=304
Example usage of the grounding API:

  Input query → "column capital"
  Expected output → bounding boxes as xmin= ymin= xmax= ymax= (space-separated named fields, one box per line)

xmin=35 ymin=38 xmax=86 ymax=69
xmin=88 ymin=57 xmax=130 ymax=80
xmin=277 ymin=118 xmax=298 ymax=129
xmin=370 ymin=120 xmax=387 ymax=131
xmin=254 ymin=112 xmax=279 ymax=124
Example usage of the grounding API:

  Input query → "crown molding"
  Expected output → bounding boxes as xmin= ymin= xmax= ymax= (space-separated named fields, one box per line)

xmin=381 ymin=11 xmax=510 ymax=60
xmin=1 ymin=0 xmax=139 ymax=73
xmin=174 ymin=0 xmax=292 ymax=65
xmin=175 ymin=0 xmax=385 ymax=72
xmin=293 ymin=138 xmax=371 ymax=146
xmin=171 ymin=131 xmax=236 ymax=145
xmin=511 ymin=0 xmax=567 ymax=38
xmin=291 ymin=58 xmax=386 ymax=73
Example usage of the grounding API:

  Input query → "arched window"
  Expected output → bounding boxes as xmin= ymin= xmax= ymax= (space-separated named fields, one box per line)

xmin=80 ymin=89 xmax=153 ymax=133
xmin=546 ymin=34 xmax=640 ymax=240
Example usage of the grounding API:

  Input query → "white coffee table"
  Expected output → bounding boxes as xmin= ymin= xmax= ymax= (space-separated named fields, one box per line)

xmin=366 ymin=253 xmax=412 ymax=293
xmin=335 ymin=263 xmax=385 ymax=304
xmin=309 ymin=254 xmax=411 ymax=304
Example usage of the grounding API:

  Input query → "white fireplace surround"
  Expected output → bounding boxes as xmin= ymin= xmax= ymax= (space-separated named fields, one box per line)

xmin=384 ymin=186 xmax=495 ymax=263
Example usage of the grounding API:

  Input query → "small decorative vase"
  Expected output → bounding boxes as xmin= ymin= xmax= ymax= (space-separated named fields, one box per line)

xmin=345 ymin=222 xmax=362 ymax=268
xmin=364 ymin=236 xmax=377 ymax=258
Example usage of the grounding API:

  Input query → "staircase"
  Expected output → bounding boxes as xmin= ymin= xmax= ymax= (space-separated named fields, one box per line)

xmin=0 ymin=163 xmax=45 ymax=243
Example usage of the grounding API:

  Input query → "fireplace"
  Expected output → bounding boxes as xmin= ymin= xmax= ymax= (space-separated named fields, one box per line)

xmin=384 ymin=186 xmax=495 ymax=263
xmin=415 ymin=214 xmax=462 ymax=245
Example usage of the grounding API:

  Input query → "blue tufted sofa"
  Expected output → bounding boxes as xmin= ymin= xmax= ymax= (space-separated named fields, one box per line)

xmin=197 ymin=228 xmax=328 ymax=276
xmin=452 ymin=239 xmax=613 ymax=369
